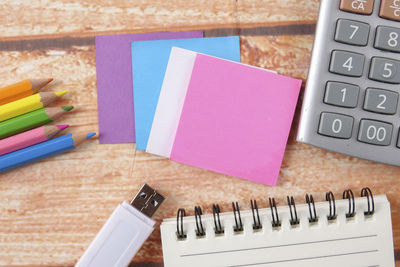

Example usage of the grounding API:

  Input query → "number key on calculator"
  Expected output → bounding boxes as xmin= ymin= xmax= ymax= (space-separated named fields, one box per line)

xmin=297 ymin=0 xmax=400 ymax=166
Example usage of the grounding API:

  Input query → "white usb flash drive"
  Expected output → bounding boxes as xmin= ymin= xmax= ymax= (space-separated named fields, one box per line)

xmin=76 ymin=184 xmax=165 ymax=267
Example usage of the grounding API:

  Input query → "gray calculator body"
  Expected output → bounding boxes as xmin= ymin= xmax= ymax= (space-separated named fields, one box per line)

xmin=297 ymin=0 xmax=400 ymax=165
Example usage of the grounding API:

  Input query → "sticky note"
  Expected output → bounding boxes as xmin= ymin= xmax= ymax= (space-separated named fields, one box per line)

xmin=146 ymin=47 xmax=198 ymax=157
xmin=132 ymin=36 xmax=241 ymax=150
xmin=170 ymin=54 xmax=302 ymax=186
xmin=147 ymin=47 xmax=276 ymax=158
xmin=95 ymin=31 xmax=203 ymax=144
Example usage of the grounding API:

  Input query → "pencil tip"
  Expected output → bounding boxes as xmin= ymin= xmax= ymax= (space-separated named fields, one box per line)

xmin=87 ymin=132 xmax=96 ymax=139
xmin=57 ymin=124 xmax=69 ymax=130
xmin=30 ymin=78 xmax=54 ymax=90
xmin=55 ymin=90 xmax=68 ymax=97
xmin=62 ymin=106 xmax=74 ymax=111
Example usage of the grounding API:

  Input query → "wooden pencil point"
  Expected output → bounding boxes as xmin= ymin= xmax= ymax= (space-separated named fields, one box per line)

xmin=72 ymin=132 xmax=96 ymax=147
xmin=30 ymin=78 xmax=54 ymax=91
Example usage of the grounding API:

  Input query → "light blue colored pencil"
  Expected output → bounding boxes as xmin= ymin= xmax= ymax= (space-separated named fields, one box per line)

xmin=0 ymin=132 xmax=96 ymax=172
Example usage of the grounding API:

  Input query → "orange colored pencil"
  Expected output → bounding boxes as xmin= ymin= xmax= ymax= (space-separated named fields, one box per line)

xmin=0 ymin=78 xmax=53 ymax=105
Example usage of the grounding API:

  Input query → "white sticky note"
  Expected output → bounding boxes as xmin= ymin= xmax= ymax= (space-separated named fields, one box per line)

xmin=146 ymin=47 xmax=197 ymax=157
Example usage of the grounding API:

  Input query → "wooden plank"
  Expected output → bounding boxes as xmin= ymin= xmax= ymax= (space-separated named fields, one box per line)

xmin=237 ymin=0 xmax=319 ymax=27
xmin=0 ymin=0 xmax=319 ymax=40
xmin=0 ymin=34 xmax=399 ymax=266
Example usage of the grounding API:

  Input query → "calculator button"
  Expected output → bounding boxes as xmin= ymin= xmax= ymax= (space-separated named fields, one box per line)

xmin=335 ymin=19 xmax=370 ymax=46
xmin=324 ymin=82 xmax=359 ymax=108
xmin=375 ymin=26 xmax=400 ymax=52
xmin=329 ymin=50 xmax=365 ymax=77
xmin=369 ymin=57 xmax=400 ymax=83
xmin=340 ymin=0 xmax=374 ymax=15
xmin=397 ymin=129 xmax=400 ymax=147
xmin=379 ymin=0 xmax=400 ymax=22
xmin=318 ymin=112 xmax=354 ymax=139
xmin=363 ymin=88 xmax=398 ymax=114
xmin=358 ymin=119 xmax=392 ymax=145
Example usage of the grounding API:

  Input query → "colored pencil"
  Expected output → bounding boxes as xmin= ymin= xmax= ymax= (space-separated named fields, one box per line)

xmin=0 ymin=106 xmax=73 ymax=139
xmin=0 ymin=91 xmax=67 ymax=122
xmin=0 ymin=125 xmax=69 ymax=156
xmin=0 ymin=78 xmax=53 ymax=105
xmin=0 ymin=132 xmax=96 ymax=172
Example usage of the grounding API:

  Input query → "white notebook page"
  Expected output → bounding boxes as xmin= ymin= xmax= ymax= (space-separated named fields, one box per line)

xmin=160 ymin=195 xmax=394 ymax=267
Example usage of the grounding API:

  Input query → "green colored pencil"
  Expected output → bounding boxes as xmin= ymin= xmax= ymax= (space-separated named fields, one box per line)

xmin=0 ymin=106 xmax=73 ymax=139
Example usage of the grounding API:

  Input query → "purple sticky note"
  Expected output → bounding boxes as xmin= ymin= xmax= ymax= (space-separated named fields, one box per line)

xmin=95 ymin=31 xmax=203 ymax=144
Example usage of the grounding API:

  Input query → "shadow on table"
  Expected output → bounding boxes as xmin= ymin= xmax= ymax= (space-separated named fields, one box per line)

xmin=130 ymin=263 xmax=163 ymax=267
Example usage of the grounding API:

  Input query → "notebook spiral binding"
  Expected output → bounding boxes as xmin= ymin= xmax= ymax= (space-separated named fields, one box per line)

xmin=175 ymin=187 xmax=375 ymax=239
xmin=306 ymin=194 xmax=318 ymax=223
xmin=194 ymin=206 xmax=205 ymax=237
xmin=212 ymin=204 xmax=224 ymax=234
xmin=287 ymin=196 xmax=299 ymax=225
xmin=325 ymin=191 xmax=337 ymax=220
xmin=343 ymin=189 xmax=355 ymax=218
xmin=250 ymin=199 xmax=262 ymax=229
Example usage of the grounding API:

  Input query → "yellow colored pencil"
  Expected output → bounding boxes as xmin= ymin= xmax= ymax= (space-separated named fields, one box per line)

xmin=0 ymin=91 xmax=67 ymax=122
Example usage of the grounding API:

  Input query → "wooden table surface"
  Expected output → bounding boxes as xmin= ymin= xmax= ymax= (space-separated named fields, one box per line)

xmin=0 ymin=0 xmax=399 ymax=266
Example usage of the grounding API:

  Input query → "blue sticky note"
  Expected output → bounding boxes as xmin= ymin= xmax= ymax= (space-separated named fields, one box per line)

xmin=132 ymin=36 xmax=241 ymax=150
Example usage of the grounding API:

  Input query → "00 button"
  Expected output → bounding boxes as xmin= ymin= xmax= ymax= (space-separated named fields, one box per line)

xmin=358 ymin=119 xmax=393 ymax=146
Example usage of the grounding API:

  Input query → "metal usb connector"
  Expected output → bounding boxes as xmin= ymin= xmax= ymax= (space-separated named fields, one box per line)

xmin=130 ymin=184 xmax=165 ymax=218
xmin=76 ymin=184 xmax=165 ymax=267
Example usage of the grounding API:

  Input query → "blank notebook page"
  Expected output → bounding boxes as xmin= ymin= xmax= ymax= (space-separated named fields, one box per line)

xmin=161 ymin=195 xmax=394 ymax=267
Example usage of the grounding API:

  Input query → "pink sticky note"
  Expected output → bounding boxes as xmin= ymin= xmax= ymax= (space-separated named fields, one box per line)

xmin=170 ymin=54 xmax=302 ymax=186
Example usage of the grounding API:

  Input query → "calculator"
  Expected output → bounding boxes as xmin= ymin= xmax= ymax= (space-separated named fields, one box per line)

xmin=297 ymin=0 xmax=400 ymax=166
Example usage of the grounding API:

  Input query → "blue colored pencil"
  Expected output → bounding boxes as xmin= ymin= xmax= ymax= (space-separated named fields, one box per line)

xmin=0 ymin=132 xmax=96 ymax=172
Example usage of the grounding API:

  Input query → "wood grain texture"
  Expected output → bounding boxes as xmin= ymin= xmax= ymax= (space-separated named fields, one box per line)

xmin=0 ymin=0 xmax=398 ymax=266
xmin=0 ymin=0 xmax=318 ymax=40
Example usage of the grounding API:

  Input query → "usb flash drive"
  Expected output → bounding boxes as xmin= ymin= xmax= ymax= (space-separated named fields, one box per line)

xmin=76 ymin=184 xmax=165 ymax=267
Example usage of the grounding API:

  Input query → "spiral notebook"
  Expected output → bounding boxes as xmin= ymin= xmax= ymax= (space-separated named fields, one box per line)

xmin=160 ymin=189 xmax=394 ymax=267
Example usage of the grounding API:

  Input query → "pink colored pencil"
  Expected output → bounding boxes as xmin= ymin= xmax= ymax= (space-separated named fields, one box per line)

xmin=0 ymin=124 xmax=69 ymax=156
